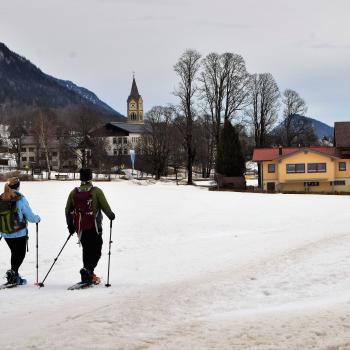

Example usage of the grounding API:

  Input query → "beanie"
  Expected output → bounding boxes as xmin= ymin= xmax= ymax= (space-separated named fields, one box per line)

xmin=80 ymin=168 xmax=92 ymax=182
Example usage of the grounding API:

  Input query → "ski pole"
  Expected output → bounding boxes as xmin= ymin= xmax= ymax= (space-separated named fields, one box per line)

xmin=38 ymin=233 xmax=73 ymax=288
xmin=34 ymin=223 xmax=39 ymax=285
xmin=105 ymin=220 xmax=113 ymax=287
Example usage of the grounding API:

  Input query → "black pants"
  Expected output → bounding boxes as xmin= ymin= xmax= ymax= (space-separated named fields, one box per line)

xmin=80 ymin=229 xmax=103 ymax=273
xmin=5 ymin=236 xmax=27 ymax=273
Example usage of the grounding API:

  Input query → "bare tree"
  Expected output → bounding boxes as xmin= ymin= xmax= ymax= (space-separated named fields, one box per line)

xmin=199 ymin=52 xmax=250 ymax=147
xmin=174 ymin=49 xmax=201 ymax=185
xmin=139 ymin=106 xmax=175 ymax=179
xmin=32 ymin=108 xmax=59 ymax=178
xmin=194 ymin=114 xmax=215 ymax=178
xmin=60 ymin=105 xmax=101 ymax=168
xmin=246 ymin=73 xmax=280 ymax=148
xmin=280 ymin=89 xmax=309 ymax=146
xmin=8 ymin=121 xmax=26 ymax=169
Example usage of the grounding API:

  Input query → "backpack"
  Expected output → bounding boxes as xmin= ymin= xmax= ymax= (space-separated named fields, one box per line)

xmin=0 ymin=196 xmax=26 ymax=234
xmin=71 ymin=187 xmax=95 ymax=233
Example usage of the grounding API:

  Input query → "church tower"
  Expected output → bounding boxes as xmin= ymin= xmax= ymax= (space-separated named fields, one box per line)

xmin=127 ymin=76 xmax=144 ymax=124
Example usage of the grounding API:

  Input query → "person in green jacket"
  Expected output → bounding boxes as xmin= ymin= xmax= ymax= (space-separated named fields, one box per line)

xmin=65 ymin=168 xmax=115 ymax=283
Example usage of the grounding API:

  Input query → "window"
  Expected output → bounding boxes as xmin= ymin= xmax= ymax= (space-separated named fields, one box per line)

xmin=22 ymin=157 xmax=27 ymax=161
xmin=113 ymin=138 xmax=117 ymax=144
xmin=21 ymin=147 xmax=27 ymax=152
xmin=29 ymin=157 xmax=35 ymax=162
xmin=118 ymin=138 xmax=122 ymax=144
xmin=123 ymin=137 xmax=128 ymax=144
xmin=29 ymin=147 xmax=35 ymax=152
xmin=339 ymin=162 xmax=346 ymax=171
xmin=52 ymin=152 xmax=58 ymax=157
xmin=331 ymin=180 xmax=346 ymax=186
xmin=268 ymin=164 xmax=275 ymax=173
xmin=113 ymin=149 xmax=118 ymax=155
xmin=123 ymin=148 xmax=128 ymax=155
xmin=307 ymin=163 xmax=326 ymax=173
xmin=304 ymin=182 xmax=319 ymax=187
xmin=286 ymin=163 xmax=305 ymax=173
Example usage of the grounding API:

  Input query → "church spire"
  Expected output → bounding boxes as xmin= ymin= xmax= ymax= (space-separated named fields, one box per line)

xmin=127 ymin=75 xmax=144 ymax=124
xmin=128 ymin=75 xmax=141 ymax=101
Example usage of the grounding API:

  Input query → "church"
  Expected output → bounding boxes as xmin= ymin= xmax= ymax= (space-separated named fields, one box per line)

xmin=91 ymin=76 xmax=148 ymax=156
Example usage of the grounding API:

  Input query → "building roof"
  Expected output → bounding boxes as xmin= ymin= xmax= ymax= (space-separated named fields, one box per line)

xmin=127 ymin=77 xmax=141 ymax=102
xmin=334 ymin=122 xmax=350 ymax=148
xmin=90 ymin=125 xmax=129 ymax=137
xmin=108 ymin=122 xmax=149 ymax=134
xmin=252 ymin=146 xmax=341 ymax=162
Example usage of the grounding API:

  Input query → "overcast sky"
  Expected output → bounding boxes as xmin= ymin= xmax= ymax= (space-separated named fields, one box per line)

xmin=1 ymin=0 xmax=349 ymax=125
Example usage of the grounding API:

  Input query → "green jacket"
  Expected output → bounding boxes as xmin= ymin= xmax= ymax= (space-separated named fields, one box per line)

xmin=65 ymin=182 xmax=114 ymax=233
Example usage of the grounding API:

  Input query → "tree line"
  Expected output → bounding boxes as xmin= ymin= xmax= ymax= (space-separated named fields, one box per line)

xmin=141 ymin=49 xmax=318 ymax=184
xmin=0 ymin=49 xmax=318 ymax=184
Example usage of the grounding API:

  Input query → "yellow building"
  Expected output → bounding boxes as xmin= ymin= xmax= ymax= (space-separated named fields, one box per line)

xmin=252 ymin=146 xmax=350 ymax=193
xmin=252 ymin=121 xmax=350 ymax=193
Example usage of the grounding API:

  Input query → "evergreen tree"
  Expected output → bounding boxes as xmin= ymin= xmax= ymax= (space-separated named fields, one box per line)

xmin=216 ymin=119 xmax=245 ymax=177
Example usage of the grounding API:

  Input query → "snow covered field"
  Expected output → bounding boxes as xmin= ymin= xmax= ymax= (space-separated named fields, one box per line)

xmin=1 ymin=180 xmax=350 ymax=350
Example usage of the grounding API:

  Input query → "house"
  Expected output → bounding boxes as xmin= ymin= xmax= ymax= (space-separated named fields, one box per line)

xmin=252 ymin=122 xmax=350 ymax=193
xmin=20 ymin=135 xmax=61 ymax=170
xmin=90 ymin=76 xmax=148 ymax=156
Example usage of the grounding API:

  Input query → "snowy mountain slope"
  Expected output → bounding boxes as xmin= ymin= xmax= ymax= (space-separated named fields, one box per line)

xmin=0 ymin=182 xmax=350 ymax=349
xmin=0 ymin=42 xmax=124 ymax=120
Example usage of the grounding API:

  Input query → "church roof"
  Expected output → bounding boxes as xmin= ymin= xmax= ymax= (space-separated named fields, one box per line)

xmin=128 ymin=77 xmax=141 ymax=101
xmin=108 ymin=122 xmax=150 ymax=134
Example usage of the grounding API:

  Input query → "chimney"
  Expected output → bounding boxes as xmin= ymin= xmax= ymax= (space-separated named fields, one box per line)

xmin=278 ymin=145 xmax=282 ymax=156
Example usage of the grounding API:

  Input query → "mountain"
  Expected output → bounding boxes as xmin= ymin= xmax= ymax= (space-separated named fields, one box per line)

xmin=0 ymin=42 xmax=125 ymax=122
xmin=308 ymin=116 xmax=334 ymax=140
xmin=274 ymin=115 xmax=334 ymax=141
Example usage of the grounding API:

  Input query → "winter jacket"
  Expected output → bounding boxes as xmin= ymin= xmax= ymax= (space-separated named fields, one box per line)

xmin=65 ymin=181 xmax=114 ymax=234
xmin=0 ymin=191 xmax=41 ymax=239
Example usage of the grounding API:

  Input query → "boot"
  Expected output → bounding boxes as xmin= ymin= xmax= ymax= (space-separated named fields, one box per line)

xmin=80 ymin=268 xmax=92 ymax=283
xmin=6 ymin=269 xmax=18 ymax=284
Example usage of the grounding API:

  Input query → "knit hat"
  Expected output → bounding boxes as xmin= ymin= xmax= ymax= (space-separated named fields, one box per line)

xmin=80 ymin=168 xmax=92 ymax=182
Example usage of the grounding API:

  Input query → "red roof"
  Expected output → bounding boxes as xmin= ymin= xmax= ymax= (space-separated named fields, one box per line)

xmin=252 ymin=147 xmax=341 ymax=161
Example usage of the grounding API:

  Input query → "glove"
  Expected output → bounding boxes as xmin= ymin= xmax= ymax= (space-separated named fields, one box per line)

xmin=68 ymin=225 xmax=75 ymax=235
xmin=109 ymin=212 xmax=116 ymax=221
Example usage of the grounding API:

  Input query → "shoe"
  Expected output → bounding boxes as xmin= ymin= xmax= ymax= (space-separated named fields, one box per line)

xmin=6 ymin=269 xmax=18 ymax=284
xmin=80 ymin=268 xmax=92 ymax=283
xmin=91 ymin=273 xmax=101 ymax=285
xmin=15 ymin=275 xmax=27 ymax=285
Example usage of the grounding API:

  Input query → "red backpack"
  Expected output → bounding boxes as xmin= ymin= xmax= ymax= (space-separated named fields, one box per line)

xmin=72 ymin=187 xmax=95 ymax=234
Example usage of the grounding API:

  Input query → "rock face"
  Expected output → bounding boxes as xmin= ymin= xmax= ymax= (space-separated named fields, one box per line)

xmin=0 ymin=42 xmax=125 ymax=123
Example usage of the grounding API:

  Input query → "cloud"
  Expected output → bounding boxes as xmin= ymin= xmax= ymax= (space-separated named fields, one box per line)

xmin=127 ymin=15 xmax=176 ymax=22
xmin=297 ymin=33 xmax=350 ymax=50
xmin=196 ymin=19 xmax=252 ymax=29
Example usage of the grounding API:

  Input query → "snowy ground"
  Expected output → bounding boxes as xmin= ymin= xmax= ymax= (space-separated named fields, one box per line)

xmin=1 ymin=180 xmax=350 ymax=350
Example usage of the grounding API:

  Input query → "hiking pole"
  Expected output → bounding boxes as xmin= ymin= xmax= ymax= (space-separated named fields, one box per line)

xmin=34 ymin=223 xmax=39 ymax=286
xmin=38 ymin=233 xmax=73 ymax=288
xmin=105 ymin=220 xmax=113 ymax=287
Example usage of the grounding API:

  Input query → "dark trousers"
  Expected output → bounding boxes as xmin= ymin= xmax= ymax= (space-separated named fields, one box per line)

xmin=80 ymin=228 xmax=103 ymax=273
xmin=5 ymin=236 xmax=27 ymax=273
